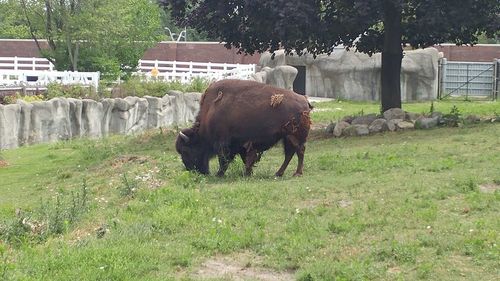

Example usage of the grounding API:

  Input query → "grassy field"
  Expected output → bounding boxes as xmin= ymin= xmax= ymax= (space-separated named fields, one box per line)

xmin=0 ymin=100 xmax=499 ymax=280
xmin=311 ymin=99 xmax=500 ymax=123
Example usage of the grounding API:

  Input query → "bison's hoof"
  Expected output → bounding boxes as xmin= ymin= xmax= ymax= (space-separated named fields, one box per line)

xmin=275 ymin=172 xmax=284 ymax=177
xmin=292 ymin=172 xmax=303 ymax=177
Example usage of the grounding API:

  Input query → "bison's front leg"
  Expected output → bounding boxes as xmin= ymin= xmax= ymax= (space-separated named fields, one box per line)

xmin=217 ymin=152 xmax=235 ymax=177
xmin=242 ymin=142 xmax=260 ymax=176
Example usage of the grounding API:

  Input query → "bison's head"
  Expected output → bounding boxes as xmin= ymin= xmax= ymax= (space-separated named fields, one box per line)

xmin=175 ymin=128 xmax=209 ymax=174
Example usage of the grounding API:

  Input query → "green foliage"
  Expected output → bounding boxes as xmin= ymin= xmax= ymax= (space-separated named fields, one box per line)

xmin=0 ymin=180 xmax=90 ymax=245
xmin=46 ymin=83 xmax=99 ymax=100
xmin=119 ymin=173 xmax=138 ymax=198
xmin=441 ymin=105 xmax=463 ymax=127
xmin=0 ymin=0 xmax=30 ymax=38
xmin=20 ymin=0 xmax=164 ymax=74
xmin=1 ymin=95 xmax=17 ymax=105
xmin=114 ymin=76 xmax=209 ymax=98
xmin=0 ymin=104 xmax=499 ymax=279
xmin=173 ymin=171 xmax=205 ymax=189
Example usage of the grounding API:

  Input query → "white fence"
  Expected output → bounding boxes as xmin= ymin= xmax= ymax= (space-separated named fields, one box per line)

xmin=137 ymin=60 xmax=256 ymax=83
xmin=0 ymin=56 xmax=54 ymax=71
xmin=0 ymin=57 xmax=99 ymax=89
xmin=0 ymin=70 xmax=100 ymax=89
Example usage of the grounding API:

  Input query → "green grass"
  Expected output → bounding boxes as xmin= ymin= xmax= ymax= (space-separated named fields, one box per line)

xmin=311 ymin=99 xmax=500 ymax=123
xmin=0 ymin=103 xmax=499 ymax=280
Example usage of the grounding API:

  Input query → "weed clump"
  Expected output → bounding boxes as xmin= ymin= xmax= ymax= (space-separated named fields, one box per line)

xmin=0 ymin=180 xmax=90 ymax=245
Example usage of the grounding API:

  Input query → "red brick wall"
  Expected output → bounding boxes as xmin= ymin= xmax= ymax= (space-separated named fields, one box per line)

xmin=0 ymin=39 xmax=48 ymax=57
xmin=0 ymin=40 xmax=261 ymax=64
xmin=142 ymin=42 xmax=260 ymax=64
xmin=2 ymin=40 xmax=498 ymax=63
xmin=434 ymin=44 xmax=500 ymax=62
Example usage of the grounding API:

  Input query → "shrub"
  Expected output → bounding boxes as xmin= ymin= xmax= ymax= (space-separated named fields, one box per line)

xmin=111 ymin=76 xmax=210 ymax=98
xmin=46 ymin=83 xmax=99 ymax=100
xmin=441 ymin=105 xmax=462 ymax=127
xmin=0 ymin=180 xmax=90 ymax=245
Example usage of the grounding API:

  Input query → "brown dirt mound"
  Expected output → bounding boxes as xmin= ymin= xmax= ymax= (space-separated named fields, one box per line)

xmin=194 ymin=254 xmax=294 ymax=281
xmin=479 ymin=183 xmax=500 ymax=193
xmin=0 ymin=160 xmax=9 ymax=168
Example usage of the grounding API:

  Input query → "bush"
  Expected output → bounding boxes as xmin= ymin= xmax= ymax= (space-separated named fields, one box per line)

xmin=111 ymin=76 xmax=210 ymax=98
xmin=1 ymin=93 xmax=46 ymax=105
xmin=46 ymin=83 xmax=99 ymax=100
xmin=0 ymin=180 xmax=90 ymax=245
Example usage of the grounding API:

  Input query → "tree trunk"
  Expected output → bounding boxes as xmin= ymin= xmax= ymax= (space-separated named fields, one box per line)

xmin=381 ymin=1 xmax=403 ymax=112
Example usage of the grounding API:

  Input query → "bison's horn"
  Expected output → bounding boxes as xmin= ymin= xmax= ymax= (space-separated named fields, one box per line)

xmin=179 ymin=131 xmax=190 ymax=142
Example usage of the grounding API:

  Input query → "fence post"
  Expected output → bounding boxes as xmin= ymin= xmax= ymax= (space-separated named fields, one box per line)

xmin=493 ymin=58 xmax=499 ymax=101
xmin=32 ymin=57 xmax=36 ymax=70
xmin=14 ymin=56 xmax=18 ymax=70
xmin=438 ymin=58 xmax=447 ymax=99
xmin=466 ymin=64 xmax=470 ymax=101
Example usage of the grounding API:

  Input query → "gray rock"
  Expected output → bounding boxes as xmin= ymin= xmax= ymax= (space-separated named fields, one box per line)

xmin=267 ymin=65 xmax=298 ymax=91
xmin=341 ymin=115 xmax=355 ymax=124
xmin=368 ymin=118 xmax=389 ymax=133
xmin=383 ymin=108 xmax=406 ymax=121
xmin=0 ymin=104 xmax=21 ymax=149
xmin=396 ymin=120 xmax=415 ymax=130
xmin=259 ymin=48 xmax=439 ymax=101
xmin=343 ymin=124 xmax=370 ymax=136
xmin=405 ymin=112 xmax=422 ymax=122
xmin=430 ymin=111 xmax=443 ymax=119
xmin=415 ymin=117 xmax=439 ymax=129
xmin=325 ymin=122 xmax=336 ymax=135
xmin=465 ymin=114 xmax=480 ymax=124
xmin=16 ymin=100 xmax=33 ymax=146
xmin=333 ymin=121 xmax=350 ymax=137
xmin=386 ymin=119 xmax=402 ymax=131
xmin=0 ymin=92 xmax=203 ymax=150
xmin=352 ymin=114 xmax=378 ymax=126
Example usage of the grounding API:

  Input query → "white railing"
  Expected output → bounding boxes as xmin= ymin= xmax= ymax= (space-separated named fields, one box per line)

xmin=0 ymin=56 xmax=54 ymax=71
xmin=137 ymin=60 xmax=256 ymax=83
xmin=0 ymin=70 xmax=100 ymax=89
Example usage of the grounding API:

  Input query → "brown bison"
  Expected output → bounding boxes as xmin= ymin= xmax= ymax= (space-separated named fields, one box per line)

xmin=176 ymin=79 xmax=312 ymax=177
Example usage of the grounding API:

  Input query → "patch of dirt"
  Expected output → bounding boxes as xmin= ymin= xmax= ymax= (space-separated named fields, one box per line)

xmin=479 ymin=183 xmax=500 ymax=193
xmin=194 ymin=253 xmax=294 ymax=281
xmin=0 ymin=160 xmax=8 ymax=167
xmin=110 ymin=155 xmax=149 ymax=168
xmin=387 ymin=267 xmax=402 ymax=274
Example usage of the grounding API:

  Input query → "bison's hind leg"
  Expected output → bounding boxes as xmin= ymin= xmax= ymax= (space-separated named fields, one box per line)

xmin=275 ymin=135 xmax=306 ymax=177
xmin=275 ymin=136 xmax=297 ymax=177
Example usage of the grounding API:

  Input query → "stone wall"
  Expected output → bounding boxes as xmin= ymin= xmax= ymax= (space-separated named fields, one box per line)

xmin=0 ymin=91 xmax=201 ymax=149
xmin=257 ymin=48 xmax=441 ymax=101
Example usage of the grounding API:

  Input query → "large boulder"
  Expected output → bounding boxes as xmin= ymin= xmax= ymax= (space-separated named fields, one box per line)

xmin=369 ymin=118 xmax=389 ymax=133
xmin=0 ymin=104 xmax=21 ymax=149
xmin=383 ymin=108 xmax=406 ymax=121
xmin=259 ymin=47 xmax=440 ymax=101
xmin=352 ymin=114 xmax=378 ymax=126
xmin=343 ymin=124 xmax=370 ymax=137
xmin=415 ymin=117 xmax=439 ymax=129
xmin=333 ymin=121 xmax=350 ymax=137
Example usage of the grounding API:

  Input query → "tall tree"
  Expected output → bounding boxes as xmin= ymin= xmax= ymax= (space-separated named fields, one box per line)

xmin=160 ymin=0 xmax=499 ymax=111
xmin=0 ymin=0 xmax=30 ymax=38
xmin=20 ymin=0 xmax=164 ymax=75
